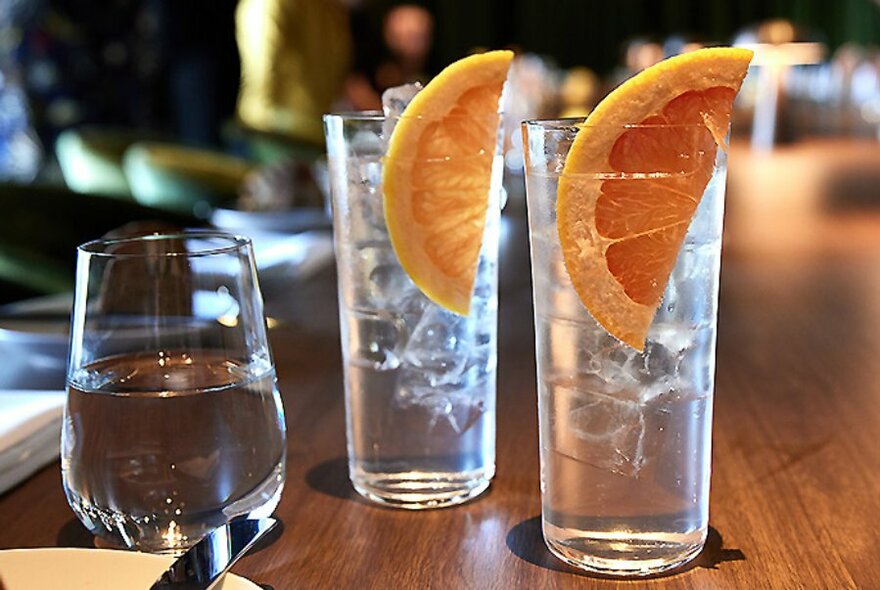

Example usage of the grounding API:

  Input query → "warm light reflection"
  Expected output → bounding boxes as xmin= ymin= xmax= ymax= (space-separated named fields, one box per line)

xmin=219 ymin=315 xmax=278 ymax=328
xmin=162 ymin=519 xmax=187 ymax=548
xmin=218 ymin=314 xmax=239 ymax=328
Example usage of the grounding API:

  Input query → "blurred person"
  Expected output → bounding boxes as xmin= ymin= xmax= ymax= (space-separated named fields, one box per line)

xmin=663 ymin=35 xmax=707 ymax=58
xmin=609 ymin=37 xmax=664 ymax=88
xmin=155 ymin=0 xmax=240 ymax=147
xmin=626 ymin=37 xmax=664 ymax=71
xmin=341 ymin=2 xmax=384 ymax=110
xmin=374 ymin=4 xmax=434 ymax=90
xmin=235 ymin=0 xmax=353 ymax=147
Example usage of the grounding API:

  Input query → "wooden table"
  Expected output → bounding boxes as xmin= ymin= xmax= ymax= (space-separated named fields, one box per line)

xmin=2 ymin=139 xmax=880 ymax=588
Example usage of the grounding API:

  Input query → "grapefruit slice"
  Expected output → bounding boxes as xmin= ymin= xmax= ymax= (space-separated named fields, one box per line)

xmin=383 ymin=50 xmax=513 ymax=315
xmin=557 ymin=47 xmax=753 ymax=350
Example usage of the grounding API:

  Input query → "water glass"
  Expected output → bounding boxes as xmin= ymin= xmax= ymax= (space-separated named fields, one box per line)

xmin=522 ymin=120 xmax=726 ymax=575
xmin=62 ymin=232 xmax=286 ymax=554
xmin=323 ymin=112 xmax=501 ymax=509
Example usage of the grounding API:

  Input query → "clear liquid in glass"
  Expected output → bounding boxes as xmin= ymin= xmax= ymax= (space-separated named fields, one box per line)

xmin=526 ymin=167 xmax=723 ymax=575
xmin=332 ymin=153 xmax=501 ymax=509
xmin=62 ymin=350 xmax=286 ymax=554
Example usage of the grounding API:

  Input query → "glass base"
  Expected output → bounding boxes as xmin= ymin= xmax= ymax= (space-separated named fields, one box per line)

xmin=544 ymin=527 xmax=705 ymax=577
xmin=351 ymin=468 xmax=493 ymax=510
xmin=66 ymin=462 xmax=285 ymax=555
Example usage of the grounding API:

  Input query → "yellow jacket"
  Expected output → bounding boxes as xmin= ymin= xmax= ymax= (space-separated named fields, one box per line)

xmin=236 ymin=0 xmax=351 ymax=146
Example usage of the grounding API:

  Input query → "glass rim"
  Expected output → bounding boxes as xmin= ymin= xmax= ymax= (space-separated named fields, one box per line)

xmin=78 ymin=230 xmax=252 ymax=258
xmin=522 ymin=117 xmax=715 ymax=130
xmin=323 ymin=110 xmax=504 ymax=123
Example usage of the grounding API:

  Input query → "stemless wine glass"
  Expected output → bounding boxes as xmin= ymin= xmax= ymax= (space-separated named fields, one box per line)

xmin=61 ymin=231 xmax=286 ymax=554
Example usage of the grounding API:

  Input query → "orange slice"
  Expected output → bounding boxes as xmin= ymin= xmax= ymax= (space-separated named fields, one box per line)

xmin=558 ymin=47 xmax=753 ymax=350
xmin=383 ymin=50 xmax=513 ymax=315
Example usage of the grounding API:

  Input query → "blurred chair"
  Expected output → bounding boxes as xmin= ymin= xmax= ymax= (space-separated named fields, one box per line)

xmin=55 ymin=127 xmax=160 ymax=198
xmin=0 ymin=183 xmax=195 ymax=302
xmin=123 ymin=142 xmax=254 ymax=216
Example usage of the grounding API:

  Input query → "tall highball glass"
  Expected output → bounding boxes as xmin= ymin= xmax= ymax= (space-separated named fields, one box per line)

xmin=324 ymin=112 xmax=501 ymax=509
xmin=522 ymin=120 xmax=726 ymax=575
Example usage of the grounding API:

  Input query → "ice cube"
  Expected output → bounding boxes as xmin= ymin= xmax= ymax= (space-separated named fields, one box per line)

xmin=345 ymin=158 xmax=386 ymax=242
xmin=446 ymin=356 xmax=494 ymax=435
xmin=368 ymin=262 xmax=414 ymax=311
xmin=674 ymin=325 xmax=716 ymax=397
xmin=392 ymin=290 xmax=427 ymax=331
xmin=395 ymin=365 xmax=431 ymax=406
xmin=432 ymin=391 xmax=489 ymax=436
xmin=382 ymin=82 xmax=423 ymax=118
xmin=458 ymin=344 xmax=496 ymax=386
xmin=469 ymin=259 xmax=498 ymax=323
xmin=641 ymin=339 xmax=680 ymax=377
xmin=569 ymin=391 xmax=646 ymax=476
xmin=650 ymin=322 xmax=694 ymax=355
xmin=395 ymin=369 xmax=458 ymax=429
xmin=644 ymin=323 xmax=697 ymax=400
xmin=447 ymin=397 xmax=488 ymax=435
xmin=655 ymin=243 xmax=720 ymax=326
xmin=349 ymin=130 xmax=384 ymax=155
xmin=381 ymin=82 xmax=422 ymax=143
xmin=547 ymin=381 xmax=648 ymax=477
xmin=345 ymin=309 xmax=404 ymax=371
xmin=396 ymin=345 xmax=492 ymax=435
xmin=592 ymin=344 xmax=641 ymax=396
xmin=402 ymin=305 xmax=474 ymax=385
xmin=424 ymin=394 xmax=454 ymax=429
xmin=344 ymin=243 xmax=396 ymax=309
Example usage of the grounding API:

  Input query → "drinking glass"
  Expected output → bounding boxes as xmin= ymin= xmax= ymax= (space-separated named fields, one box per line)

xmin=522 ymin=120 xmax=726 ymax=575
xmin=323 ymin=112 xmax=501 ymax=509
xmin=62 ymin=232 xmax=286 ymax=554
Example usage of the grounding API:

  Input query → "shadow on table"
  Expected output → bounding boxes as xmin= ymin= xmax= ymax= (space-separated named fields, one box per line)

xmin=305 ymin=456 xmax=357 ymax=502
xmin=55 ymin=516 xmax=285 ymax=557
xmin=506 ymin=516 xmax=745 ymax=580
xmin=56 ymin=518 xmax=94 ymax=548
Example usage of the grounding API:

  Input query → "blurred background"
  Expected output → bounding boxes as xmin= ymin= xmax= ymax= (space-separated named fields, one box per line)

xmin=0 ymin=0 xmax=879 ymax=304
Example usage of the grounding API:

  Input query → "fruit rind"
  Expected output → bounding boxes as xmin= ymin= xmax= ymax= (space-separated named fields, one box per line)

xmin=558 ymin=47 xmax=753 ymax=350
xmin=383 ymin=50 xmax=513 ymax=315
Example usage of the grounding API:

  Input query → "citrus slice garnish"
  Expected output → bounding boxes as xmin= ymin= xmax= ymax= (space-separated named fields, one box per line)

xmin=383 ymin=50 xmax=513 ymax=315
xmin=558 ymin=47 xmax=753 ymax=350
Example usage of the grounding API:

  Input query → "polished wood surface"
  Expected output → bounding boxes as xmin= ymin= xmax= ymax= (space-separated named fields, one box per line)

xmin=2 ymin=139 xmax=880 ymax=588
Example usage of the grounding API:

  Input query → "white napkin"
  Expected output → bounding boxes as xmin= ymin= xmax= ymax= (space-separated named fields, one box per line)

xmin=0 ymin=390 xmax=66 ymax=494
